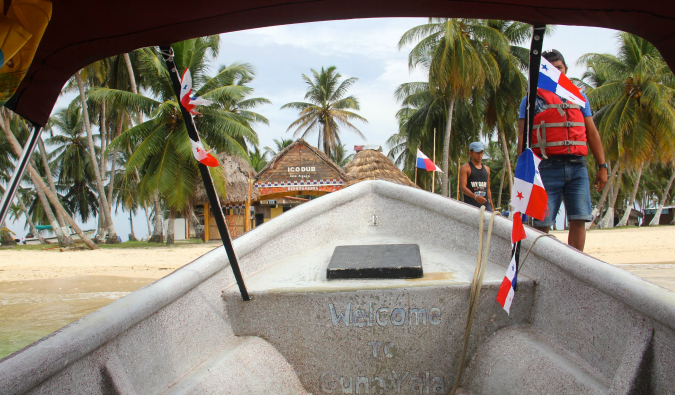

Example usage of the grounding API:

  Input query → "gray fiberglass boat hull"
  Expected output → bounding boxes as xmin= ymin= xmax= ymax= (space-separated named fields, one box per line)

xmin=1 ymin=180 xmax=674 ymax=394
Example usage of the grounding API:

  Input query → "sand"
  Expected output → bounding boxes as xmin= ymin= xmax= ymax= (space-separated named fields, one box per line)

xmin=1 ymin=227 xmax=674 ymax=290
xmin=0 ymin=243 xmax=218 ymax=282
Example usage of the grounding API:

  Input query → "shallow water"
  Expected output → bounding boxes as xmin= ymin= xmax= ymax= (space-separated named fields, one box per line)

xmin=0 ymin=276 xmax=155 ymax=359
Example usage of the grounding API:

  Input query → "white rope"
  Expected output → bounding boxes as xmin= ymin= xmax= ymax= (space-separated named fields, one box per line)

xmin=450 ymin=207 xmax=500 ymax=395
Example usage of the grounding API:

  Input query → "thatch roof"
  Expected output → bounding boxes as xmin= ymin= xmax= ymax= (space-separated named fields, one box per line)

xmin=193 ymin=153 xmax=260 ymax=205
xmin=256 ymin=139 xmax=347 ymax=180
xmin=344 ymin=149 xmax=419 ymax=189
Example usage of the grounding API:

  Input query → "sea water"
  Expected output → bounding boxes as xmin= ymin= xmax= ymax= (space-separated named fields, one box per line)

xmin=0 ymin=276 xmax=154 ymax=359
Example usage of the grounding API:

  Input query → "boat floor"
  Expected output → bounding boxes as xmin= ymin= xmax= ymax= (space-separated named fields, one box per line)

xmin=234 ymin=235 xmax=513 ymax=294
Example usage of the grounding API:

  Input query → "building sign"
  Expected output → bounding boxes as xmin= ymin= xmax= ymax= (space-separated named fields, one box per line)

xmin=255 ymin=139 xmax=347 ymax=197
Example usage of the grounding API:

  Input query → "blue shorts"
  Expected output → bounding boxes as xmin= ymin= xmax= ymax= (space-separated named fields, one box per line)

xmin=533 ymin=157 xmax=593 ymax=227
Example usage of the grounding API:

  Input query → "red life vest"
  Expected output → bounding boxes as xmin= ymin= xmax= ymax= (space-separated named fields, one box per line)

xmin=531 ymin=88 xmax=588 ymax=158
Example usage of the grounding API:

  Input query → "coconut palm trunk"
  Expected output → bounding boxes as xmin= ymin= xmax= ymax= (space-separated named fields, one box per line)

xmin=106 ymin=113 xmax=124 ymax=226
xmin=149 ymin=191 xmax=164 ymax=243
xmin=166 ymin=209 xmax=175 ymax=245
xmin=441 ymin=98 xmax=455 ymax=196
xmin=129 ymin=211 xmax=137 ymax=241
xmin=497 ymin=166 xmax=505 ymax=209
xmin=16 ymin=192 xmax=47 ymax=244
xmin=124 ymin=53 xmax=163 ymax=243
xmin=2 ymin=122 xmax=98 ymax=249
xmin=598 ymin=164 xmax=624 ymax=228
xmin=499 ymin=128 xmax=513 ymax=198
xmin=36 ymin=136 xmax=73 ymax=244
xmin=75 ymin=71 xmax=119 ymax=244
xmin=649 ymin=165 xmax=675 ymax=226
xmin=616 ymin=164 xmax=643 ymax=227
xmin=587 ymin=161 xmax=619 ymax=229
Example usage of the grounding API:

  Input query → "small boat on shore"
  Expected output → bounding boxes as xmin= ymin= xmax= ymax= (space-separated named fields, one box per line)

xmin=1 ymin=181 xmax=673 ymax=394
xmin=23 ymin=229 xmax=96 ymax=245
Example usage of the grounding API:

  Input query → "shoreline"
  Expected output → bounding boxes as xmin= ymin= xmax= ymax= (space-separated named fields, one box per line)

xmin=1 ymin=227 xmax=674 ymax=291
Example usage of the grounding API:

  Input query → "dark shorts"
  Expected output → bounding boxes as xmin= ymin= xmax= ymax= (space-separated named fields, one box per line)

xmin=533 ymin=157 xmax=593 ymax=227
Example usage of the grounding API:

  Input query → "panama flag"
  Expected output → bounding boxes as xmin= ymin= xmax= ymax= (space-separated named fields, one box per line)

xmin=539 ymin=57 xmax=587 ymax=108
xmin=510 ymin=148 xmax=548 ymax=243
xmin=496 ymin=148 xmax=547 ymax=314
xmin=190 ymin=138 xmax=219 ymax=167
xmin=416 ymin=149 xmax=442 ymax=172
xmin=180 ymin=68 xmax=213 ymax=115
xmin=497 ymin=243 xmax=520 ymax=314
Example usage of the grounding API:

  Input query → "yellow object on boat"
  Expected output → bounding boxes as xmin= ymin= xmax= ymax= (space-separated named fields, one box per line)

xmin=0 ymin=0 xmax=52 ymax=106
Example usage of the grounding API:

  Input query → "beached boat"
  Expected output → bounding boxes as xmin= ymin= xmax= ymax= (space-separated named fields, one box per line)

xmin=1 ymin=180 xmax=674 ymax=394
xmin=23 ymin=229 xmax=96 ymax=245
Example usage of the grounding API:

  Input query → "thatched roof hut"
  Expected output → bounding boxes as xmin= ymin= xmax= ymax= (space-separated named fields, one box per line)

xmin=255 ymin=139 xmax=347 ymax=181
xmin=193 ymin=153 xmax=260 ymax=205
xmin=344 ymin=149 xmax=419 ymax=189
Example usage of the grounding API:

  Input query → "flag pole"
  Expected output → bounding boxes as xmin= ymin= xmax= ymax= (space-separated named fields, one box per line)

xmin=160 ymin=45 xmax=250 ymax=301
xmin=432 ymin=128 xmax=436 ymax=193
xmin=525 ymin=25 xmax=546 ymax=150
xmin=415 ymin=147 xmax=418 ymax=186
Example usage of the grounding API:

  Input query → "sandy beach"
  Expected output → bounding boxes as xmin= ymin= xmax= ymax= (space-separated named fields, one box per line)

xmin=0 ymin=243 xmax=218 ymax=283
xmin=0 ymin=226 xmax=673 ymax=288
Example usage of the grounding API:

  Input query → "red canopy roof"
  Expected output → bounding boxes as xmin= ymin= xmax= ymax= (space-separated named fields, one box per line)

xmin=6 ymin=0 xmax=675 ymax=126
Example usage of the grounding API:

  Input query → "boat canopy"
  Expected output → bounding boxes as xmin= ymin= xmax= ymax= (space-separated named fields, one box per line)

xmin=3 ymin=0 xmax=675 ymax=127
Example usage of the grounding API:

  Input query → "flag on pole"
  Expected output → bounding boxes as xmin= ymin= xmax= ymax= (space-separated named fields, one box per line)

xmin=190 ymin=138 xmax=219 ymax=167
xmin=180 ymin=68 xmax=213 ymax=115
xmin=496 ymin=148 xmax=548 ymax=314
xmin=496 ymin=242 xmax=520 ymax=314
xmin=538 ymin=57 xmax=587 ymax=108
xmin=416 ymin=149 xmax=442 ymax=172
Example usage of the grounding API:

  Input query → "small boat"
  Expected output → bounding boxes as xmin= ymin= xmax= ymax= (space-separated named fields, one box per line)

xmin=24 ymin=229 xmax=96 ymax=245
xmin=1 ymin=181 xmax=673 ymax=394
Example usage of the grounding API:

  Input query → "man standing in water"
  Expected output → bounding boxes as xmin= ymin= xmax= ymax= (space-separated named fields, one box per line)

xmin=517 ymin=49 xmax=607 ymax=251
xmin=459 ymin=142 xmax=493 ymax=212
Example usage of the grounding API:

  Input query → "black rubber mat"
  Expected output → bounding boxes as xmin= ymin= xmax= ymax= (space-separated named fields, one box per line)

xmin=327 ymin=244 xmax=423 ymax=279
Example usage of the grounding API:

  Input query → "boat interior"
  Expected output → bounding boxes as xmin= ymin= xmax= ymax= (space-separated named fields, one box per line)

xmin=3 ymin=181 xmax=674 ymax=394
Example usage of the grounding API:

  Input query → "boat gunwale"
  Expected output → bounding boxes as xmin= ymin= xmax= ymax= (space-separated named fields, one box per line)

xmin=1 ymin=180 xmax=674 ymax=394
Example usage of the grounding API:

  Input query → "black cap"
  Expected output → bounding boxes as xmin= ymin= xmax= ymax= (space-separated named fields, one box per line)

xmin=543 ymin=49 xmax=567 ymax=69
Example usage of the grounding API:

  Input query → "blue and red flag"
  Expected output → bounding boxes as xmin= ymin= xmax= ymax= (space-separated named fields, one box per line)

xmin=539 ymin=57 xmax=587 ymax=108
xmin=497 ymin=148 xmax=548 ymax=314
xmin=416 ymin=149 xmax=442 ymax=172
xmin=180 ymin=68 xmax=213 ymax=115
xmin=510 ymin=148 xmax=548 ymax=243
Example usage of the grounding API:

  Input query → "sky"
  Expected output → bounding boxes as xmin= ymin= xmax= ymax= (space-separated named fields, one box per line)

xmin=4 ymin=18 xmax=622 ymax=240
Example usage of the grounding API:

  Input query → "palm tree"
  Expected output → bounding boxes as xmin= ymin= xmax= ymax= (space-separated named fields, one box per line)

xmin=330 ymin=144 xmax=355 ymax=168
xmin=93 ymin=37 xmax=267 ymax=243
xmin=399 ymin=18 xmax=506 ymax=196
xmin=481 ymin=20 xmax=531 ymax=200
xmin=264 ymin=137 xmax=294 ymax=158
xmin=248 ymin=145 xmax=268 ymax=172
xmin=281 ymin=66 xmax=367 ymax=156
xmin=578 ymin=32 xmax=675 ymax=227
xmin=70 ymin=61 xmax=120 ymax=243
xmin=46 ymin=103 xmax=100 ymax=222
xmin=0 ymin=107 xmax=98 ymax=249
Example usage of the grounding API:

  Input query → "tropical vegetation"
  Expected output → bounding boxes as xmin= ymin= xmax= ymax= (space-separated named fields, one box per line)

xmin=2 ymin=24 xmax=675 ymax=248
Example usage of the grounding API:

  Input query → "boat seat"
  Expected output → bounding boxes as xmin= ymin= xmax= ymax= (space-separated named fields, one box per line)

xmin=162 ymin=336 xmax=308 ymax=395
xmin=459 ymin=327 xmax=611 ymax=395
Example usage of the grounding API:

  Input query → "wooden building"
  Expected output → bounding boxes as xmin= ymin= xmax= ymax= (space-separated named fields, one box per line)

xmin=254 ymin=139 xmax=346 ymax=222
xmin=255 ymin=139 xmax=347 ymax=199
xmin=193 ymin=153 xmax=260 ymax=241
